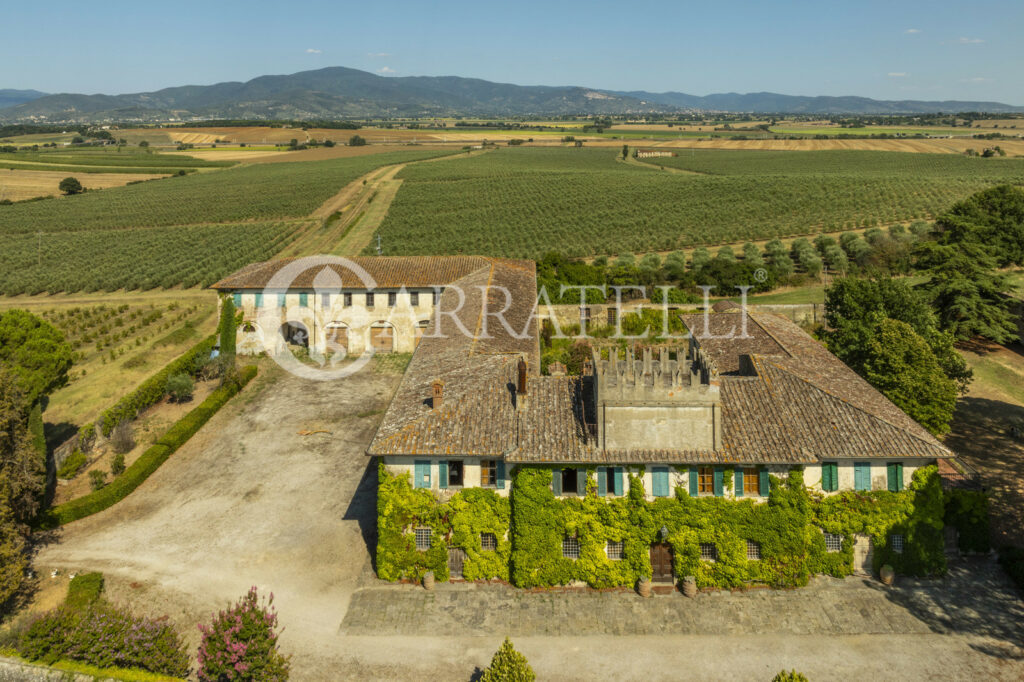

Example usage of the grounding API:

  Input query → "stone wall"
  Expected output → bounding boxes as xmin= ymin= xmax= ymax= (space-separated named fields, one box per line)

xmin=0 ymin=657 xmax=102 ymax=682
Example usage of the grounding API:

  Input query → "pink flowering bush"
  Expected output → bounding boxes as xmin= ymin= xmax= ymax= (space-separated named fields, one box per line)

xmin=197 ymin=587 xmax=290 ymax=681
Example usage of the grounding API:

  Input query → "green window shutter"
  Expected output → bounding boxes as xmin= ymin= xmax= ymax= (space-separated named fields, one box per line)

xmin=439 ymin=461 xmax=448 ymax=490
xmin=597 ymin=467 xmax=607 ymax=496
xmin=689 ymin=467 xmax=698 ymax=497
xmin=497 ymin=460 xmax=506 ymax=488
xmin=758 ymin=469 xmax=769 ymax=496
xmin=613 ymin=467 xmax=624 ymax=496
xmin=232 ymin=292 xmax=242 ymax=308
xmin=713 ymin=467 xmax=724 ymax=497
xmin=734 ymin=469 xmax=744 ymax=497
xmin=653 ymin=467 xmax=669 ymax=497
xmin=254 ymin=292 xmax=263 ymax=308
xmin=855 ymin=462 xmax=870 ymax=491
xmin=887 ymin=462 xmax=902 ymax=492
xmin=277 ymin=293 xmax=286 ymax=308
xmin=576 ymin=469 xmax=587 ymax=496
xmin=824 ymin=462 xmax=838 ymax=492
xmin=896 ymin=463 xmax=903 ymax=491
xmin=552 ymin=469 xmax=562 ymax=496
xmin=414 ymin=460 xmax=431 ymax=489
xmin=299 ymin=292 xmax=308 ymax=307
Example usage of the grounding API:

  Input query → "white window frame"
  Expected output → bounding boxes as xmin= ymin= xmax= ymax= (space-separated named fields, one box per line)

xmin=746 ymin=539 xmax=762 ymax=561
xmin=824 ymin=532 xmax=842 ymax=553
xmin=414 ymin=527 xmax=431 ymax=551
xmin=699 ymin=543 xmax=717 ymax=562
xmin=562 ymin=536 xmax=580 ymax=560
xmin=606 ymin=540 xmax=624 ymax=561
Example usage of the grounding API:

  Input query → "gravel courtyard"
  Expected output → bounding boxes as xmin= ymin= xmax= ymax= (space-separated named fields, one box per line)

xmin=33 ymin=363 xmax=1024 ymax=681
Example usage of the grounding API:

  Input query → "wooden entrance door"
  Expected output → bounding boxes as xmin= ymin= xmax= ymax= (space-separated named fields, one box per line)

xmin=853 ymin=534 xmax=873 ymax=575
xmin=370 ymin=325 xmax=393 ymax=353
xmin=650 ymin=543 xmax=673 ymax=582
xmin=448 ymin=548 xmax=467 ymax=580
xmin=325 ymin=325 xmax=348 ymax=356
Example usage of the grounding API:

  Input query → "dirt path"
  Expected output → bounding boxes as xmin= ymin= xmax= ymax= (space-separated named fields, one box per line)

xmin=332 ymin=165 xmax=405 ymax=256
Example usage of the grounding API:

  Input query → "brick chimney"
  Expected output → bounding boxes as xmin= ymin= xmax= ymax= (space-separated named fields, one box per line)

xmin=432 ymin=379 xmax=444 ymax=410
xmin=517 ymin=358 xmax=528 ymax=396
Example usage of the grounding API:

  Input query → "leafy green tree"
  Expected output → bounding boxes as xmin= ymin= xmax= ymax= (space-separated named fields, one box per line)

xmin=0 ymin=488 xmax=26 ymax=606
xmin=742 ymin=242 xmax=764 ymax=266
xmin=480 ymin=637 xmax=536 ymax=682
xmin=716 ymin=245 xmax=736 ymax=262
xmin=0 ymin=309 xmax=73 ymax=407
xmin=165 ymin=373 xmax=195 ymax=402
xmin=824 ymin=277 xmax=971 ymax=394
xmin=663 ymin=251 xmax=687 ymax=281
xmin=772 ymin=671 xmax=809 ymax=682
xmin=349 ymin=134 xmax=367 ymax=147
xmin=933 ymin=184 xmax=1024 ymax=266
xmin=0 ymin=367 xmax=44 ymax=529
xmin=915 ymin=240 xmax=1018 ymax=344
xmin=860 ymin=318 xmax=957 ymax=435
xmin=690 ymin=247 xmax=711 ymax=272
xmin=58 ymin=177 xmax=83 ymax=195
xmin=219 ymin=296 xmax=237 ymax=362
xmin=621 ymin=144 xmax=628 ymax=159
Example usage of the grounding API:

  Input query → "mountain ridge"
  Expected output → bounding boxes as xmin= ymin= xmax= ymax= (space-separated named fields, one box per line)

xmin=1 ymin=66 xmax=1021 ymax=122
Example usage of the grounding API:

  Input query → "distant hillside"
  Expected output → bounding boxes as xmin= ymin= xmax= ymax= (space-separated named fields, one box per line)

xmin=1 ymin=67 xmax=1021 ymax=122
xmin=0 ymin=89 xmax=48 ymax=109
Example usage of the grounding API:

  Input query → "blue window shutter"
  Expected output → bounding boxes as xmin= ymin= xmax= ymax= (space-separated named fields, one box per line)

xmin=439 ymin=461 xmax=448 ymax=489
xmin=689 ymin=467 xmax=698 ymax=496
xmin=552 ymin=469 xmax=562 ymax=496
xmin=497 ymin=460 xmax=506 ymax=488
xmin=232 ymin=292 xmax=242 ymax=308
xmin=713 ymin=467 xmax=724 ymax=497
xmin=855 ymin=462 xmax=870 ymax=491
xmin=254 ymin=292 xmax=263 ymax=308
xmin=577 ymin=469 xmax=587 ymax=496
xmin=597 ymin=467 xmax=607 ymax=496
xmin=613 ymin=467 xmax=624 ymax=496
xmin=278 ymin=293 xmax=286 ymax=308
xmin=734 ymin=469 xmax=744 ymax=497
xmin=653 ymin=467 xmax=669 ymax=497
xmin=299 ymin=292 xmax=308 ymax=307
xmin=414 ymin=460 xmax=431 ymax=489
xmin=759 ymin=469 xmax=769 ymax=496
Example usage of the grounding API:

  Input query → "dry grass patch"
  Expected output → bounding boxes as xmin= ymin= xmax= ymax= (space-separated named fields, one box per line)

xmin=0 ymin=168 xmax=168 ymax=201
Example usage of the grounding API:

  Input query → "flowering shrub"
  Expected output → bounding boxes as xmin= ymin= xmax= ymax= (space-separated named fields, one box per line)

xmin=18 ymin=602 xmax=189 ymax=677
xmin=197 ymin=587 xmax=290 ymax=681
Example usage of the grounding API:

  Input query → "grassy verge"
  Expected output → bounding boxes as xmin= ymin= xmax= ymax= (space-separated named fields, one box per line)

xmin=0 ymin=650 xmax=184 ymax=682
xmin=38 ymin=365 xmax=257 ymax=528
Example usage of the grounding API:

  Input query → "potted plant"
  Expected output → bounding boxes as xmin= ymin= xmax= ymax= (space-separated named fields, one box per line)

xmin=880 ymin=564 xmax=895 ymax=585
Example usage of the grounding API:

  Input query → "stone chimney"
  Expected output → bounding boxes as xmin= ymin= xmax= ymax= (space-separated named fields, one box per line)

xmin=517 ymin=358 xmax=528 ymax=396
xmin=432 ymin=379 xmax=444 ymax=410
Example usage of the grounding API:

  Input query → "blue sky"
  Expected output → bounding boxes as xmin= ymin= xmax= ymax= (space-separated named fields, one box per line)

xmin=5 ymin=0 xmax=1021 ymax=103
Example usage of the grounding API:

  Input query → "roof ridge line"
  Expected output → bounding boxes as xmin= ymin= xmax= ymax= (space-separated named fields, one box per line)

xmin=746 ymin=312 xmax=794 ymax=360
xmin=760 ymin=357 xmax=950 ymax=452
xmin=469 ymin=261 xmax=497 ymax=356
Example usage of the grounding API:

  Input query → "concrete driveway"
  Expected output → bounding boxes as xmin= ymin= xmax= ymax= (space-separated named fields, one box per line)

xmin=34 ymin=363 xmax=1024 ymax=681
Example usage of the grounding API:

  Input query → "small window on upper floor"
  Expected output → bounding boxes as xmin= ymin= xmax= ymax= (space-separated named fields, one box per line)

xmin=343 ymin=292 xmax=352 ymax=307
xmin=410 ymin=291 xmax=420 ymax=306
xmin=366 ymin=292 xmax=375 ymax=307
xmin=388 ymin=292 xmax=397 ymax=307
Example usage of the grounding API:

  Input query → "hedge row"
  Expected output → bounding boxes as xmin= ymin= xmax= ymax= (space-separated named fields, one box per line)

xmin=39 ymin=365 xmax=256 ymax=528
xmin=93 ymin=336 xmax=216 ymax=437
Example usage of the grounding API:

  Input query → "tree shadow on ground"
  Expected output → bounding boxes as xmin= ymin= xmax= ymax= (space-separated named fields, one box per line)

xmin=946 ymin=397 xmax=1024 ymax=549
xmin=342 ymin=456 xmax=379 ymax=574
xmin=867 ymin=556 xmax=1024 ymax=660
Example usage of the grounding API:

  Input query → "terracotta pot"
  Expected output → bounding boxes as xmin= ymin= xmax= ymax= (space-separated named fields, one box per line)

xmin=423 ymin=571 xmax=435 ymax=591
xmin=682 ymin=576 xmax=697 ymax=598
xmin=879 ymin=565 xmax=895 ymax=586
xmin=637 ymin=577 xmax=652 ymax=598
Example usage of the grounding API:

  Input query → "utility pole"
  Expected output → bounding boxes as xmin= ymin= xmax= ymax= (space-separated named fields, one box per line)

xmin=375 ymin=233 xmax=382 ymax=255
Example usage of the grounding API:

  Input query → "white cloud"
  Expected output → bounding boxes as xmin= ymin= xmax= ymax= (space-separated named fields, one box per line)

xmin=887 ymin=72 xmax=908 ymax=78
xmin=956 ymin=37 xmax=985 ymax=44
xmin=305 ymin=48 xmax=322 ymax=54
xmin=367 ymin=52 xmax=391 ymax=57
xmin=904 ymin=28 xmax=920 ymax=34
xmin=961 ymin=76 xmax=993 ymax=83
xmin=378 ymin=66 xmax=396 ymax=74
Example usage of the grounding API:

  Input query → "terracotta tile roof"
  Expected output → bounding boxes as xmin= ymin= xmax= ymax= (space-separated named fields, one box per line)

xmin=211 ymin=256 xmax=498 ymax=290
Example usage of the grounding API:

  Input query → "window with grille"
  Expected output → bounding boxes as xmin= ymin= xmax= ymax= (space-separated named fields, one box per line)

xmin=699 ymin=543 xmax=717 ymax=562
xmin=606 ymin=540 xmax=624 ymax=560
xmin=890 ymin=534 xmax=905 ymax=554
xmin=414 ymin=527 xmax=431 ymax=551
xmin=743 ymin=468 xmax=759 ymax=495
xmin=481 ymin=460 xmax=497 ymax=486
xmin=481 ymin=532 xmax=497 ymax=552
xmin=580 ymin=306 xmax=591 ymax=322
xmin=343 ymin=292 xmax=352 ymax=307
xmin=411 ymin=291 xmax=420 ymax=306
xmin=562 ymin=536 xmax=580 ymax=560
xmin=388 ymin=292 xmax=397 ymax=307
xmin=366 ymin=292 xmax=375 ymax=307
xmin=746 ymin=540 xmax=762 ymax=561
xmin=607 ymin=308 xmax=617 ymax=326
xmin=698 ymin=467 xmax=713 ymax=494
xmin=824 ymin=532 xmax=842 ymax=552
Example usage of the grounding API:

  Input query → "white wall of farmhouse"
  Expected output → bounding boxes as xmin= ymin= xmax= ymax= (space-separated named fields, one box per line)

xmin=230 ymin=289 xmax=438 ymax=356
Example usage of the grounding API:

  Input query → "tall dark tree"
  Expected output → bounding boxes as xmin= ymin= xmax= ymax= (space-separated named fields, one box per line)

xmin=914 ymin=241 xmax=1018 ymax=344
xmin=934 ymin=184 xmax=1024 ymax=266
xmin=0 ymin=367 xmax=44 ymax=529
xmin=0 ymin=309 xmax=73 ymax=407
xmin=58 ymin=177 xmax=83 ymax=195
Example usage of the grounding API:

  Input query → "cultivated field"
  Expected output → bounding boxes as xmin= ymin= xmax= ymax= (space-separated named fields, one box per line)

xmin=0 ymin=147 xmax=457 ymax=294
xmin=0 ymin=168 xmax=168 ymax=201
xmin=371 ymin=146 xmax=1024 ymax=259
